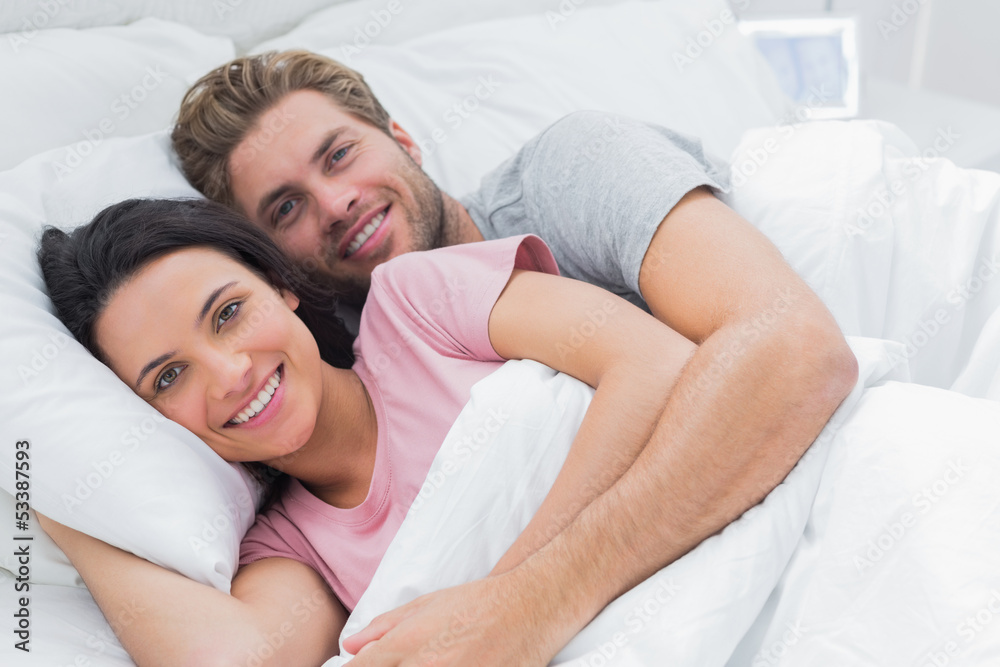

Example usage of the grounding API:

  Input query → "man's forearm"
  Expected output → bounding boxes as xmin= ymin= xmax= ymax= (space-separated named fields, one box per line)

xmin=506 ymin=313 xmax=859 ymax=654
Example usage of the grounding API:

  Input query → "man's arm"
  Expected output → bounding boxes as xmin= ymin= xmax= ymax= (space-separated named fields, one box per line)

xmin=344 ymin=188 xmax=858 ymax=665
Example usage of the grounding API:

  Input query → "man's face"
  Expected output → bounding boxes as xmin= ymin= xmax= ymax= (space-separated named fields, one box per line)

xmin=229 ymin=89 xmax=445 ymax=303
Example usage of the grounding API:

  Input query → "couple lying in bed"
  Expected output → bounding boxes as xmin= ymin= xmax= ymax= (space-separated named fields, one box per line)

xmin=35 ymin=50 xmax=859 ymax=666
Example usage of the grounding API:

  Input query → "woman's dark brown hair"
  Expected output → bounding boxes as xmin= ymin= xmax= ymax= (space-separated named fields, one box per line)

xmin=37 ymin=197 xmax=355 ymax=509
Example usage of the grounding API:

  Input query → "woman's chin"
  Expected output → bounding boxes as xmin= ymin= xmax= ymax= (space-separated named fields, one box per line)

xmin=261 ymin=434 xmax=311 ymax=471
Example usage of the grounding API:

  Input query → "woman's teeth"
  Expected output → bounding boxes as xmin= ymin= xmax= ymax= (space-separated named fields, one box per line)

xmin=229 ymin=368 xmax=281 ymax=425
xmin=346 ymin=209 xmax=387 ymax=257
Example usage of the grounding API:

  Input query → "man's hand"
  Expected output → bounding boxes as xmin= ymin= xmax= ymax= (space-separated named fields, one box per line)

xmin=343 ymin=574 xmax=560 ymax=666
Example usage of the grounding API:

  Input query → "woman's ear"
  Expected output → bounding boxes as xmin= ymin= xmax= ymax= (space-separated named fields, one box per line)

xmin=278 ymin=287 xmax=300 ymax=311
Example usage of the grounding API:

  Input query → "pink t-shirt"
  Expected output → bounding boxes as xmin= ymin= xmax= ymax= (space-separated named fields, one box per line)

xmin=239 ymin=235 xmax=558 ymax=610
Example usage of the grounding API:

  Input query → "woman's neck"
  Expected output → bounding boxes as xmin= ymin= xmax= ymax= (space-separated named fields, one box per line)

xmin=274 ymin=364 xmax=379 ymax=509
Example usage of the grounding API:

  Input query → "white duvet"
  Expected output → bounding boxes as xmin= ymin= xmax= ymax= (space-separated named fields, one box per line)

xmin=326 ymin=339 xmax=1000 ymax=666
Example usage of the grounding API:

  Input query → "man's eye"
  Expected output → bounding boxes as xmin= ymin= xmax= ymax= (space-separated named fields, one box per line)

xmin=156 ymin=366 xmax=183 ymax=392
xmin=330 ymin=146 xmax=349 ymax=166
xmin=217 ymin=301 xmax=241 ymax=331
xmin=276 ymin=200 xmax=297 ymax=220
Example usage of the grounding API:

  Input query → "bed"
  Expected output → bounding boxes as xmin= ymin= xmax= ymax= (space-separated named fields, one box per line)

xmin=1 ymin=1 xmax=999 ymax=665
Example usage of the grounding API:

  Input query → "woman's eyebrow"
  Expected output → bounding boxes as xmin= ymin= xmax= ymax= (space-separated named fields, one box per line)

xmin=135 ymin=351 xmax=176 ymax=392
xmin=133 ymin=280 xmax=239 ymax=391
xmin=196 ymin=281 xmax=239 ymax=328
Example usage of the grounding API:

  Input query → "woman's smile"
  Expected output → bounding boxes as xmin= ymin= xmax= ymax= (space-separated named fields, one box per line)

xmin=225 ymin=364 xmax=285 ymax=428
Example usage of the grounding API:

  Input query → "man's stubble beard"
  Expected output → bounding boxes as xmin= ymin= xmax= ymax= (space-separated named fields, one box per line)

xmin=309 ymin=149 xmax=448 ymax=305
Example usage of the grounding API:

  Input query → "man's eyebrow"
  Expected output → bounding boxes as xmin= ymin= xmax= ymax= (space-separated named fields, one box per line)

xmin=133 ymin=280 xmax=237 ymax=392
xmin=255 ymin=129 xmax=346 ymax=220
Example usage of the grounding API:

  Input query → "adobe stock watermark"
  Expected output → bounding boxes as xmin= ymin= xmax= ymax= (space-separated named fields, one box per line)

xmin=542 ymin=114 xmax=627 ymax=202
xmin=61 ymin=411 xmax=169 ymax=511
xmin=880 ymin=253 xmax=1000 ymax=368
xmin=230 ymin=108 xmax=297 ymax=178
xmin=555 ymin=299 xmax=619 ymax=360
xmin=213 ymin=0 xmax=248 ymax=20
xmin=409 ymin=407 xmax=511 ymax=511
xmin=417 ymin=608 xmax=479 ymax=664
xmin=918 ymin=589 xmax=1000 ymax=667
xmin=80 ymin=597 xmax=147 ymax=662
xmin=752 ymin=619 xmax=809 ymax=667
xmin=17 ymin=330 xmax=71 ymax=385
xmin=691 ymin=286 xmax=799 ymax=393
xmin=853 ymin=458 xmax=968 ymax=573
xmin=338 ymin=0 xmax=404 ymax=63
xmin=6 ymin=0 xmax=72 ymax=53
xmin=414 ymin=75 xmax=504 ymax=159
xmin=846 ymin=126 xmax=960 ymax=238
xmin=546 ymin=0 xmax=590 ymax=31
xmin=729 ymin=85 xmax=834 ymax=190
xmin=368 ymin=275 xmax=468 ymax=377
xmin=877 ymin=0 xmax=932 ymax=40
xmin=189 ymin=492 xmax=254 ymax=555
xmin=582 ymin=575 xmax=680 ymax=666
xmin=241 ymin=589 xmax=330 ymax=667
xmin=52 ymin=66 xmax=172 ymax=181
xmin=672 ymin=2 xmax=749 ymax=73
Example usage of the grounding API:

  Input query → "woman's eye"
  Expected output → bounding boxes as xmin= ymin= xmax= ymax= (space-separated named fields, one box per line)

xmin=156 ymin=366 xmax=183 ymax=392
xmin=217 ymin=301 xmax=241 ymax=331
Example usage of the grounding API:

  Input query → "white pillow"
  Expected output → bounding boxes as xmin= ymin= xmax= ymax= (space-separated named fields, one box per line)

xmin=0 ymin=17 xmax=234 ymax=171
xmin=258 ymin=0 xmax=793 ymax=196
xmin=255 ymin=0 xmax=670 ymax=53
xmin=0 ymin=0 xmax=792 ymax=592
xmin=0 ymin=132 xmax=260 ymax=592
xmin=0 ymin=0 xmax=344 ymax=52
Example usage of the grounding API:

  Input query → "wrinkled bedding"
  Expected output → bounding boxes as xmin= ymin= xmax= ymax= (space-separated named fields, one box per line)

xmin=328 ymin=336 xmax=1000 ymax=666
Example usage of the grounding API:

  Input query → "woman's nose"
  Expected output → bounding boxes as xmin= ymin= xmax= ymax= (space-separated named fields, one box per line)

xmin=207 ymin=350 xmax=253 ymax=401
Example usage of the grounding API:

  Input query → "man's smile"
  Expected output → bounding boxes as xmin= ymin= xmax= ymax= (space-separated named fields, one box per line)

xmin=341 ymin=204 xmax=392 ymax=260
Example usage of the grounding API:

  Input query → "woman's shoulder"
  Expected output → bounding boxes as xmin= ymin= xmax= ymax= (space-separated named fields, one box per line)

xmin=370 ymin=235 xmax=558 ymax=298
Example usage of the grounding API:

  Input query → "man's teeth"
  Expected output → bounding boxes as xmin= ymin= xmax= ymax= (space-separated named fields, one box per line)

xmin=346 ymin=209 xmax=387 ymax=257
xmin=229 ymin=369 xmax=281 ymax=425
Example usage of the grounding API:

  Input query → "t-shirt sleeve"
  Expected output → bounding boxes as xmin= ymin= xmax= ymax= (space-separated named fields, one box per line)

xmin=361 ymin=235 xmax=559 ymax=363
xmin=462 ymin=110 xmax=730 ymax=299
xmin=239 ymin=511 xmax=315 ymax=570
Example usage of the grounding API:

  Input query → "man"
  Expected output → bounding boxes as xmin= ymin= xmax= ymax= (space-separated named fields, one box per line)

xmin=171 ymin=50 xmax=858 ymax=664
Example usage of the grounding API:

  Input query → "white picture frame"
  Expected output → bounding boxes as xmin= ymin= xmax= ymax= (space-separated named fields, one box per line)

xmin=738 ymin=16 xmax=859 ymax=120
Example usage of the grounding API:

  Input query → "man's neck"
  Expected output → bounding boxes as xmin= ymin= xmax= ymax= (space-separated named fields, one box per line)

xmin=441 ymin=193 xmax=484 ymax=246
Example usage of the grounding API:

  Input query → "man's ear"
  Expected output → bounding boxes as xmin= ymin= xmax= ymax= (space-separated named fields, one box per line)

xmin=278 ymin=287 xmax=300 ymax=312
xmin=389 ymin=120 xmax=422 ymax=166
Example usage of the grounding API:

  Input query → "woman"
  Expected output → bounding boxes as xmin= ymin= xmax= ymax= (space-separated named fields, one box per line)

xmin=36 ymin=197 xmax=696 ymax=665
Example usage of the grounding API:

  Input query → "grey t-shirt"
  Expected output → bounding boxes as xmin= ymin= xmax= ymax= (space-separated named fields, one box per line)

xmin=460 ymin=110 xmax=731 ymax=312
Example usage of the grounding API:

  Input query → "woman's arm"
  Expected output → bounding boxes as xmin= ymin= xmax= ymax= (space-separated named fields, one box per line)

xmin=486 ymin=270 xmax=696 ymax=573
xmin=36 ymin=513 xmax=345 ymax=667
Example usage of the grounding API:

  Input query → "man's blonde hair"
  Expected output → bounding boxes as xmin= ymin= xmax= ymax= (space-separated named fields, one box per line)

xmin=172 ymin=50 xmax=393 ymax=208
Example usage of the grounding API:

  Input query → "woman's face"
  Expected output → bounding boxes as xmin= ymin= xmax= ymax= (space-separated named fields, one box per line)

xmin=95 ymin=247 xmax=324 ymax=465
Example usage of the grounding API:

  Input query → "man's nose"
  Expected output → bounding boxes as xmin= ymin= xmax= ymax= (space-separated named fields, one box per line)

xmin=315 ymin=181 xmax=360 ymax=233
